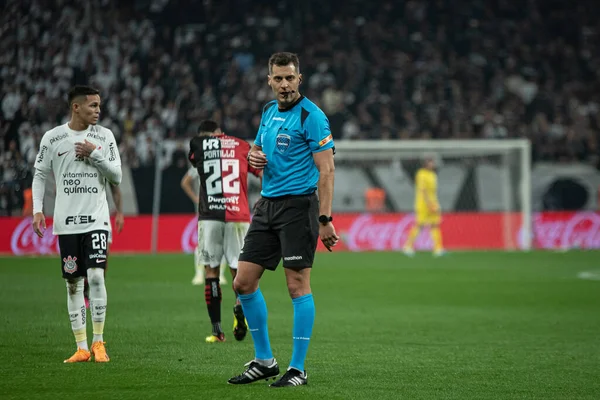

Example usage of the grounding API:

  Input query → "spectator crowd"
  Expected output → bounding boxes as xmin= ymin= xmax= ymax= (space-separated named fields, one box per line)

xmin=1 ymin=0 xmax=599 ymax=214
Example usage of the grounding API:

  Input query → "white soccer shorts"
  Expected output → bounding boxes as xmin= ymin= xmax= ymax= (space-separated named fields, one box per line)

xmin=197 ymin=221 xmax=249 ymax=269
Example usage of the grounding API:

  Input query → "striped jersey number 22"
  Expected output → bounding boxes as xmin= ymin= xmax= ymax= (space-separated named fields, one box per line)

xmin=204 ymin=159 xmax=240 ymax=195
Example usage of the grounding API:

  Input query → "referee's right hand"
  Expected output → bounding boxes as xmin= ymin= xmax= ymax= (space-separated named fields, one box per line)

xmin=248 ymin=151 xmax=267 ymax=169
xmin=32 ymin=212 xmax=46 ymax=238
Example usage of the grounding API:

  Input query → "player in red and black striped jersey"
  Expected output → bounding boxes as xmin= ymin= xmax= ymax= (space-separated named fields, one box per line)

xmin=188 ymin=120 xmax=262 ymax=343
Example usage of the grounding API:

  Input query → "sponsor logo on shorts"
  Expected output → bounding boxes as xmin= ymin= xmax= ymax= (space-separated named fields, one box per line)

xmin=89 ymin=253 xmax=107 ymax=260
xmin=284 ymin=255 xmax=303 ymax=261
xmin=63 ymin=256 xmax=78 ymax=274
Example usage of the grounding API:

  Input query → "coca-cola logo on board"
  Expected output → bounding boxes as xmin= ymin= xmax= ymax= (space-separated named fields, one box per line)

xmin=525 ymin=212 xmax=600 ymax=249
xmin=344 ymin=214 xmax=432 ymax=251
xmin=11 ymin=217 xmax=59 ymax=255
xmin=181 ymin=217 xmax=198 ymax=253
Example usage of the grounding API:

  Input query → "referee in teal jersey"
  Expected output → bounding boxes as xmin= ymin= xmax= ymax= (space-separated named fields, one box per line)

xmin=228 ymin=52 xmax=338 ymax=388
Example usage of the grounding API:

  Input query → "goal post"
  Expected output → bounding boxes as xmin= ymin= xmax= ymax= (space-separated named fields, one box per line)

xmin=333 ymin=139 xmax=532 ymax=251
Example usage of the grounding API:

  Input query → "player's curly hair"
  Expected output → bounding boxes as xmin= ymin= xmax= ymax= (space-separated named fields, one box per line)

xmin=268 ymin=52 xmax=300 ymax=74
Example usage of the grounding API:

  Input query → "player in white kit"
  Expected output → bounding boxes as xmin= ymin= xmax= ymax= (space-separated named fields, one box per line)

xmin=32 ymin=86 xmax=122 ymax=363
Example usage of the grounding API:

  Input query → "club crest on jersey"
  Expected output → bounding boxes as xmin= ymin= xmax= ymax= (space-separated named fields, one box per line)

xmin=276 ymin=134 xmax=291 ymax=154
xmin=63 ymin=256 xmax=78 ymax=274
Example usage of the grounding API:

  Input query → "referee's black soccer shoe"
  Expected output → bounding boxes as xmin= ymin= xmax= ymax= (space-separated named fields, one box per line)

xmin=228 ymin=359 xmax=279 ymax=384
xmin=270 ymin=368 xmax=307 ymax=387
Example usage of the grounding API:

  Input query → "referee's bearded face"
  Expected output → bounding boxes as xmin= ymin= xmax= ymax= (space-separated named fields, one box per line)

xmin=268 ymin=63 xmax=302 ymax=106
xmin=73 ymin=94 xmax=101 ymax=126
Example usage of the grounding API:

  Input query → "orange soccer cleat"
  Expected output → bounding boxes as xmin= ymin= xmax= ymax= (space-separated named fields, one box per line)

xmin=91 ymin=341 xmax=110 ymax=362
xmin=64 ymin=348 xmax=91 ymax=363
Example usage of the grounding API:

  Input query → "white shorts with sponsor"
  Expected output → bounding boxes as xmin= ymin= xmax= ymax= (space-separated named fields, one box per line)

xmin=197 ymin=221 xmax=249 ymax=269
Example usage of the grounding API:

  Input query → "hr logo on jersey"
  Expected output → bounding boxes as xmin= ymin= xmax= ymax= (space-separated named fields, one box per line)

xmin=203 ymin=138 xmax=220 ymax=150
xmin=276 ymin=134 xmax=291 ymax=154
xmin=63 ymin=256 xmax=78 ymax=274
xmin=65 ymin=215 xmax=97 ymax=225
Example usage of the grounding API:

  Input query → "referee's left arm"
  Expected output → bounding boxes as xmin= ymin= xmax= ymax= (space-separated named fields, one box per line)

xmin=313 ymin=149 xmax=335 ymax=217
xmin=306 ymin=110 xmax=338 ymax=250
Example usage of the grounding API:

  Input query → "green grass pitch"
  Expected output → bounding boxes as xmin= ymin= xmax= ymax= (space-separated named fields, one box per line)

xmin=1 ymin=251 xmax=599 ymax=400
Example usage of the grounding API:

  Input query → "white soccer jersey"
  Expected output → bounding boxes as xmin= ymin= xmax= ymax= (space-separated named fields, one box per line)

xmin=34 ymin=123 xmax=122 ymax=235
xmin=187 ymin=165 xmax=199 ymax=180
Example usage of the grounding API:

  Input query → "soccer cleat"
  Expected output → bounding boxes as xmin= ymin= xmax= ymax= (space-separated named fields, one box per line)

xmin=228 ymin=359 xmax=279 ymax=384
xmin=270 ymin=368 xmax=307 ymax=387
xmin=233 ymin=305 xmax=248 ymax=341
xmin=205 ymin=333 xmax=226 ymax=343
xmin=64 ymin=348 xmax=91 ymax=363
xmin=403 ymin=247 xmax=415 ymax=257
xmin=192 ymin=275 xmax=204 ymax=286
xmin=91 ymin=341 xmax=110 ymax=362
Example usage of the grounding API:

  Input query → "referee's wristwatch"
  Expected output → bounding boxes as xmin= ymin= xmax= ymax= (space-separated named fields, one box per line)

xmin=319 ymin=215 xmax=333 ymax=226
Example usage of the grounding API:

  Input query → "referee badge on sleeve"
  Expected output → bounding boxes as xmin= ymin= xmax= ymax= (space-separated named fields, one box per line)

xmin=319 ymin=134 xmax=333 ymax=147
xmin=276 ymin=134 xmax=291 ymax=154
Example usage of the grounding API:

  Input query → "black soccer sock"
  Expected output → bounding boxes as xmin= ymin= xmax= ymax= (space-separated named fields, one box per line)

xmin=204 ymin=278 xmax=222 ymax=335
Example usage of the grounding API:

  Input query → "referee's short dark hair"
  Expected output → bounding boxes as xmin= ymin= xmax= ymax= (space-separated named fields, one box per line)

xmin=197 ymin=120 xmax=221 ymax=135
xmin=268 ymin=52 xmax=300 ymax=74
xmin=68 ymin=85 xmax=100 ymax=108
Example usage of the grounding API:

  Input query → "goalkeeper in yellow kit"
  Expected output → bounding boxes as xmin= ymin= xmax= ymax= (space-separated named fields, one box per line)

xmin=403 ymin=156 xmax=445 ymax=256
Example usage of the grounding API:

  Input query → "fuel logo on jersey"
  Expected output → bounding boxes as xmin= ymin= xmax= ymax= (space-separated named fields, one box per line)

xmin=65 ymin=215 xmax=97 ymax=225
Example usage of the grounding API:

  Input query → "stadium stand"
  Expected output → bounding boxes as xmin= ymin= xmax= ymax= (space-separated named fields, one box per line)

xmin=1 ymin=0 xmax=599 ymax=214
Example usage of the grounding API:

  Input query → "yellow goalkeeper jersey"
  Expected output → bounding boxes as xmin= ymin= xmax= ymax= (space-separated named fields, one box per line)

xmin=415 ymin=168 xmax=439 ymax=211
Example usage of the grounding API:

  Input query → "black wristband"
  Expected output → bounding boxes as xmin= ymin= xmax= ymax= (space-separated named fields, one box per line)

xmin=319 ymin=215 xmax=333 ymax=225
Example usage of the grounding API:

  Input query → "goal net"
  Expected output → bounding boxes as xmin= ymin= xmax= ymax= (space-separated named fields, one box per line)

xmin=332 ymin=139 xmax=532 ymax=251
